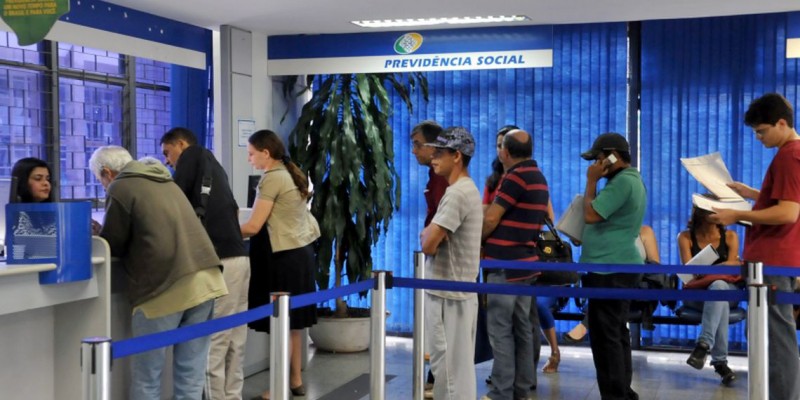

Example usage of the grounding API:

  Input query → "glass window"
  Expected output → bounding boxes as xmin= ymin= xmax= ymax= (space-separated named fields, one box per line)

xmin=59 ymin=78 xmax=123 ymax=200
xmin=58 ymin=43 xmax=124 ymax=76
xmin=136 ymin=87 xmax=171 ymax=160
xmin=0 ymin=30 xmax=212 ymax=202
xmin=0 ymin=65 xmax=47 ymax=177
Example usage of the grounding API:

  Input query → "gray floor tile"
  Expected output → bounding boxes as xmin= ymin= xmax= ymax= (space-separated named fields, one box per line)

xmin=243 ymin=337 xmax=749 ymax=399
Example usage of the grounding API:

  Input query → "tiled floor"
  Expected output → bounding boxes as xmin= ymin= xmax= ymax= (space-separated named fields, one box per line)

xmin=242 ymin=337 xmax=749 ymax=399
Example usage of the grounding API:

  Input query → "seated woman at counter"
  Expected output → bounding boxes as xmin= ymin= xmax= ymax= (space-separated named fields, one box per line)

xmin=679 ymin=202 xmax=741 ymax=385
xmin=11 ymin=157 xmax=53 ymax=203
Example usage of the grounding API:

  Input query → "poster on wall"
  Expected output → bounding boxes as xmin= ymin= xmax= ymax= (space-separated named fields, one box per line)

xmin=238 ymin=119 xmax=256 ymax=147
xmin=0 ymin=0 xmax=69 ymax=45
xmin=268 ymin=25 xmax=553 ymax=75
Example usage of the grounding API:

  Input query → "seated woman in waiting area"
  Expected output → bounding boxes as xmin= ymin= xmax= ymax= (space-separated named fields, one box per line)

xmin=678 ymin=201 xmax=742 ymax=385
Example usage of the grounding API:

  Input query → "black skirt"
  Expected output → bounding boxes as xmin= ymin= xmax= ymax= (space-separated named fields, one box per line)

xmin=248 ymin=225 xmax=318 ymax=332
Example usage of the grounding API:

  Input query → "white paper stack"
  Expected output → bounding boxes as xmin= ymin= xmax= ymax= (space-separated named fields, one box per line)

xmin=680 ymin=152 xmax=752 ymax=225
xmin=677 ymin=244 xmax=719 ymax=284
xmin=556 ymin=194 xmax=585 ymax=242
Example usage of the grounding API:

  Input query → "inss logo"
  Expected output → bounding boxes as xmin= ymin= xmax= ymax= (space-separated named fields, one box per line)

xmin=394 ymin=33 xmax=423 ymax=55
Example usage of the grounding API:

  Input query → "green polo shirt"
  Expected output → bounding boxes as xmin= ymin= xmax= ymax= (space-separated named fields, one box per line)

xmin=580 ymin=167 xmax=646 ymax=269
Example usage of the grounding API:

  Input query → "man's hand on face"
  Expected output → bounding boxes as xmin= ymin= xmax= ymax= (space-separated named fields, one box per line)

xmin=586 ymin=159 xmax=608 ymax=182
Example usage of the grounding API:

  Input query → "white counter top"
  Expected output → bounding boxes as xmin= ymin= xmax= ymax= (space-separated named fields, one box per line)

xmin=0 ymin=262 xmax=57 ymax=277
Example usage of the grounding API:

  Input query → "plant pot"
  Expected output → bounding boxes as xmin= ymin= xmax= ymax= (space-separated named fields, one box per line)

xmin=309 ymin=314 xmax=371 ymax=353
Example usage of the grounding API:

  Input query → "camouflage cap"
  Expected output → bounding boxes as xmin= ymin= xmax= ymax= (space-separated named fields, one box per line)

xmin=424 ymin=126 xmax=475 ymax=157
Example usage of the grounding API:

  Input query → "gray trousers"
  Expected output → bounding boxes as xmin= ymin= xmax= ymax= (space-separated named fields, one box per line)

xmin=204 ymin=256 xmax=251 ymax=400
xmin=486 ymin=272 xmax=535 ymax=400
xmin=425 ymin=293 xmax=478 ymax=400
xmin=764 ymin=275 xmax=800 ymax=400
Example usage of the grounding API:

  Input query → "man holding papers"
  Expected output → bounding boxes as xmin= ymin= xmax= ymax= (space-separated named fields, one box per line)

xmin=579 ymin=133 xmax=645 ymax=400
xmin=710 ymin=93 xmax=800 ymax=400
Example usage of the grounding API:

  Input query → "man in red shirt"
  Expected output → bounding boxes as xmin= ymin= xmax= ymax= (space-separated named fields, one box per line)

xmin=412 ymin=121 xmax=449 ymax=226
xmin=410 ymin=120 xmax=448 ymax=397
xmin=711 ymin=93 xmax=800 ymax=400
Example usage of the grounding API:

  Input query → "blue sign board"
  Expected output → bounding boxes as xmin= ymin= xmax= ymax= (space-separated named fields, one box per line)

xmin=268 ymin=25 xmax=553 ymax=75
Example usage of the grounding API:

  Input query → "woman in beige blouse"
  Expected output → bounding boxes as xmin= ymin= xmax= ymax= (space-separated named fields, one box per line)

xmin=241 ymin=129 xmax=320 ymax=399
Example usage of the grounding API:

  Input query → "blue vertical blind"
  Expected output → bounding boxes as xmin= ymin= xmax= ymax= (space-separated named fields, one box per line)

xmin=374 ymin=22 xmax=629 ymax=333
xmin=640 ymin=12 xmax=800 ymax=347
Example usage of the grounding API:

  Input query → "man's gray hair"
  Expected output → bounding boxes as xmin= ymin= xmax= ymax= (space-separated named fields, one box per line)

xmin=138 ymin=156 xmax=163 ymax=166
xmin=89 ymin=146 xmax=133 ymax=180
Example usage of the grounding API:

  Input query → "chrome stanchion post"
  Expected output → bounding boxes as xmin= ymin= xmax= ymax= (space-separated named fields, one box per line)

xmin=270 ymin=292 xmax=291 ymax=400
xmin=371 ymin=270 xmax=390 ymax=400
xmin=746 ymin=261 xmax=769 ymax=400
xmin=412 ymin=252 xmax=426 ymax=400
xmin=81 ymin=336 xmax=111 ymax=400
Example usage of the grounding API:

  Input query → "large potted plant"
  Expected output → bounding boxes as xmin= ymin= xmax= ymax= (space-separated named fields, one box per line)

xmin=288 ymin=73 xmax=426 ymax=352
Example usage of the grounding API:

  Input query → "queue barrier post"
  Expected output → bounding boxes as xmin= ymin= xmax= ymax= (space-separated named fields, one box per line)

xmin=370 ymin=270 xmax=391 ymax=400
xmin=81 ymin=336 xmax=112 ymax=400
xmin=745 ymin=261 xmax=768 ymax=400
xmin=412 ymin=252 xmax=426 ymax=400
xmin=270 ymin=292 xmax=291 ymax=400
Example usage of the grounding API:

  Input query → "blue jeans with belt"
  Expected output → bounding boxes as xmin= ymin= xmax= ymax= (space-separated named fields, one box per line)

xmin=130 ymin=299 xmax=215 ymax=400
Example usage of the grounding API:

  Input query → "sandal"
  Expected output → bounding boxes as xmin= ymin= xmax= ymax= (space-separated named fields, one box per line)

xmin=542 ymin=352 xmax=560 ymax=373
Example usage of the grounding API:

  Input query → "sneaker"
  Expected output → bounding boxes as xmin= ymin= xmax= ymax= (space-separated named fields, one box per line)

xmin=686 ymin=342 xmax=710 ymax=370
xmin=714 ymin=363 xmax=736 ymax=385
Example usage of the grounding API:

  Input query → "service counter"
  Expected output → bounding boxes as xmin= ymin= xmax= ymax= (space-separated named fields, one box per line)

xmin=0 ymin=236 xmax=111 ymax=400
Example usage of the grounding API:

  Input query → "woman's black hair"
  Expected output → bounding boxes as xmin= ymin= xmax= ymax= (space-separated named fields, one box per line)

xmin=11 ymin=157 xmax=53 ymax=203
xmin=485 ymin=125 xmax=520 ymax=192
xmin=687 ymin=194 xmax=723 ymax=232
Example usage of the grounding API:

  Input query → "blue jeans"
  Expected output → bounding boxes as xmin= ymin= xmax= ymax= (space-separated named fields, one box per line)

xmin=486 ymin=272 xmax=534 ymax=400
xmin=130 ymin=300 xmax=215 ymax=400
xmin=684 ymin=280 xmax=738 ymax=365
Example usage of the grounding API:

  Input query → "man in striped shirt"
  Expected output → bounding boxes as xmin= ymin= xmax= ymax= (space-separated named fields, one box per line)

xmin=481 ymin=129 xmax=550 ymax=400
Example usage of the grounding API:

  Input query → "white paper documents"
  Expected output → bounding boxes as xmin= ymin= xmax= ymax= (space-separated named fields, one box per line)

xmin=680 ymin=152 xmax=744 ymax=201
xmin=556 ymin=194 xmax=585 ymax=242
xmin=682 ymin=152 xmax=753 ymax=225
xmin=678 ymin=244 xmax=719 ymax=284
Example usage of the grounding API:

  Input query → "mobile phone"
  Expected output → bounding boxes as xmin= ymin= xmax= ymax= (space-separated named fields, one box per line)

xmin=605 ymin=154 xmax=618 ymax=165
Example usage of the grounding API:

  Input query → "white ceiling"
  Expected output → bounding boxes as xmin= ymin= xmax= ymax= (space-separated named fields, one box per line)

xmin=104 ymin=0 xmax=800 ymax=36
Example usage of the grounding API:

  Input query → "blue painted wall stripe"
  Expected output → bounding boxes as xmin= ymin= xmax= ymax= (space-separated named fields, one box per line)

xmin=61 ymin=0 xmax=211 ymax=54
xmin=268 ymin=25 xmax=553 ymax=59
xmin=790 ymin=12 xmax=800 ymax=38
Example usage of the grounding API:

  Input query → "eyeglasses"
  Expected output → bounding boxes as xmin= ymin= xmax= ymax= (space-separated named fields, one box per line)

xmin=412 ymin=141 xmax=424 ymax=150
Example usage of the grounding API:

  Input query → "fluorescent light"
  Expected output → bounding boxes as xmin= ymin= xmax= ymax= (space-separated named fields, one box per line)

xmin=352 ymin=15 xmax=530 ymax=28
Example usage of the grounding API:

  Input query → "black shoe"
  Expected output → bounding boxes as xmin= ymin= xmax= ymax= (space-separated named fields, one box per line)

xmin=291 ymin=384 xmax=306 ymax=396
xmin=686 ymin=342 xmax=709 ymax=370
xmin=714 ymin=363 xmax=736 ymax=385
xmin=485 ymin=375 xmax=492 ymax=385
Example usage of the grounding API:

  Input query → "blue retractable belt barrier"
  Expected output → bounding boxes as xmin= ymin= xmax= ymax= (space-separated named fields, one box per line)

xmin=113 ymin=279 xmax=375 ymax=359
xmin=392 ymin=277 xmax=746 ymax=302
xmin=111 ymin=257 xmax=800 ymax=360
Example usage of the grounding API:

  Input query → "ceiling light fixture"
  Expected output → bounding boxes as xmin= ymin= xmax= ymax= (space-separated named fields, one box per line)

xmin=352 ymin=15 xmax=530 ymax=28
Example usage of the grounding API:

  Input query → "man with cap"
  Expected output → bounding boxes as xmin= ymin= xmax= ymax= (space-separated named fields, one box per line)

xmin=580 ymin=132 xmax=646 ymax=400
xmin=480 ymin=129 xmax=549 ymax=400
xmin=420 ymin=126 xmax=483 ymax=400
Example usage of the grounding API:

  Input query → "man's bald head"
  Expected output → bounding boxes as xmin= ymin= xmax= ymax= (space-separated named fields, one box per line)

xmin=503 ymin=129 xmax=532 ymax=159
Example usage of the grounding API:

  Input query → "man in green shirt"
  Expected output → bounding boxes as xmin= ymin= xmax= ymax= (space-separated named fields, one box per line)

xmin=580 ymin=132 xmax=646 ymax=400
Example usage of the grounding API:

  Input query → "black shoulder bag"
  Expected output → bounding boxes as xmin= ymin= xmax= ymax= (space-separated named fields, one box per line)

xmin=535 ymin=216 xmax=579 ymax=285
